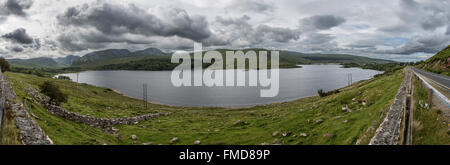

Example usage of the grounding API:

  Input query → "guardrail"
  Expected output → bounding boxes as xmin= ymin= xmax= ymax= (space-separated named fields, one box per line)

xmin=413 ymin=71 xmax=450 ymax=108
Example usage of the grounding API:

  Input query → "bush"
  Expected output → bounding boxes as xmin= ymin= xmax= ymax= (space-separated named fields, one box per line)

xmin=318 ymin=89 xmax=340 ymax=97
xmin=40 ymin=81 xmax=68 ymax=105
xmin=0 ymin=58 xmax=11 ymax=72
xmin=56 ymin=75 xmax=71 ymax=80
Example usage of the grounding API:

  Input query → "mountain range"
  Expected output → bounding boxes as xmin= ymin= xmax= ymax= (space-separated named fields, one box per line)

xmin=6 ymin=48 xmax=394 ymax=70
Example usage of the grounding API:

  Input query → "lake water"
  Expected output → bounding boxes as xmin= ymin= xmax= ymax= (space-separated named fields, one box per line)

xmin=59 ymin=64 xmax=382 ymax=107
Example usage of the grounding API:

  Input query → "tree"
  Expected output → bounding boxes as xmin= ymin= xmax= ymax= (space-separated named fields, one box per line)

xmin=40 ymin=81 xmax=68 ymax=105
xmin=0 ymin=58 xmax=11 ymax=72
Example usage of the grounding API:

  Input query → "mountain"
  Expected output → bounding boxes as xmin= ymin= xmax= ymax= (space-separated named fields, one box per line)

xmin=72 ymin=48 xmax=169 ymax=68
xmin=7 ymin=57 xmax=60 ymax=68
xmin=96 ymin=48 xmax=395 ymax=71
xmin=419 ymin=45 xmax=450 ymax=76
xmin=54 ymin=55 xmax=81 ymax=66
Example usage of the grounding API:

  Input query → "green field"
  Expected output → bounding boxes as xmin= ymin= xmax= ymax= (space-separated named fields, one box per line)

xmin=4 ymin=70 xmax=403 ymax=145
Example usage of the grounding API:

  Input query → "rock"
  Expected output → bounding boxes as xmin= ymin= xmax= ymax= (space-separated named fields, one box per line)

xmin=111 ymin=127 xmax=119 ymax=132
xmin=272 ymin=139 xmax=281 ymax=145
xmin=361 ymin=101 xmax=367 ymax=106
xmin=261 ymin=142 xmax=270 ymax=145
xmin=272 ymin=131 xmax=279 ymax=136
xmin=131 ymin=135 xmax=138 ymax=140
xmin=282 ymin=132 xmax=290 ymax=137
xmin=342 ymin=105 xmax=352 ymax=112
xmin=299 ymin=133 xmax=308 ymax=137
xmin=323 ymin=133 xmax=334 ymax=138
xmin=233 ymin=120 xmax=247 ymax=126
xmin=116 ymin=134 xmax=122 ymax=140
xmin=343 ymin=120 xmax=348 ymax=123
xmin=315 ymin=119 xmax=323 ymax=123
xmin=193 ymin=140 xmax=201 ymax=145
xmin=170 ymin=137 xmax=179 ymax=143
xmin=142 ymin=142 xmax=152 ymax=145
xmin=335 ymin=116 xmax=342 ymax=119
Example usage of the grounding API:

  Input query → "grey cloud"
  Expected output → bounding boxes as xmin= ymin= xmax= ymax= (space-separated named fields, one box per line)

xmin=254 ymin=25 xmax=300 ymax=42
xmin=2 ymin=28 xmax=33 ymax=44
xmin=57 ymin=2 xmax=212 ymax=43
xmin=397 ymin=0 xmax=449 ymax=31
xmin=386 ymin=34 xmax=450 ymax=54
xmin=229 ymin=0 xmax=274 ymax=13
xmin=0 ymin=0 xmax=33 ymax=16
xmin=11 ymin=46 xmax=23 ymax=52
xmin=446 ymin=26 xmax=450 ymax=35
xmin=215 ymin=15 xmax=300 ymax=46
xmin=300 ymin=15 xmax=346 ymax=30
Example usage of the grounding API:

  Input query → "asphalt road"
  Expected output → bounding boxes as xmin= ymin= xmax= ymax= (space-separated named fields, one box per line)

xmin=412 ymin=67 xmax=450 ymax=90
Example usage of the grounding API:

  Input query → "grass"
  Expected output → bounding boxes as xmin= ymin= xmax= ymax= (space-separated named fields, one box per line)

xmin=4 ymin=70 xmax=404 ymax=145
xmin=0 ymin=103 xmax=23 ymax=145
xmin=412 ymin=76 xmax=450 ymax=145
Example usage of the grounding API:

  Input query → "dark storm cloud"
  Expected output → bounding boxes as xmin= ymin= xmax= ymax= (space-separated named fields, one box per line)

xmin=300 ymin=15 xmax=346 ymax=30
xmin=2 ymin=28 xmax=33 ymax=44
xmin=57 ymin=2 xmax=212 ymax=43
xmin=0 ymin=0 xmax=33 ymax=16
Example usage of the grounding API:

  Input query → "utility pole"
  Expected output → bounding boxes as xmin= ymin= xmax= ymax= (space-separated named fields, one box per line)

xmin=143 ymin=83 xmax=148 ymax=109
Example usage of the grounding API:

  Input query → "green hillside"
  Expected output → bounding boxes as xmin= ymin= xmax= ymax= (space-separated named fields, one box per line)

xmin=7 ymin=57 xmax=62 ymax=68
xmin=419 ymin=45 xmax=450 ymax=76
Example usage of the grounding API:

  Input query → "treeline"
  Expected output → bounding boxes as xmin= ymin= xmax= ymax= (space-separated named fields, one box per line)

xmin=342 ymin=62 xmax=421 ymax=73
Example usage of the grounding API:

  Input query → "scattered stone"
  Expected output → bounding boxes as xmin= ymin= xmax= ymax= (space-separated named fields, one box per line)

xmin=170 ymin=137 xmax=179 ymax=143
xmin=193 ymin=140 xmax=201 ymax=145
xmin=116 ymin=134 xmax=122 ymax=140
xmin=282 ymin=132 xmax=290 ymax=137
xmin=142 ymin=142 xmax=152 ymax=145
xmin=343 ymin=120 xmax=348 ymax=123
xmin=273 ymin=139 xmax=281 ymax=145
xmin=315 ymin=119 xmax=323 ymax=123
xmin=233 ymin=120 xmax=248 ymax=126
xmin=131 ymin=135 xmax=138 ymax=140
xmin=335 ymin=116 xmax=342 ymax=119
xmin=362 ymin=101 xmax=367 ymax=106
xmin=261 ymin=142 xmax=270 ymax=145
xmin=299 ymin=133 xmax=308 ymax=137
xmin=111 ymin=127 xmax=119 ymax=132
xmin=342 ymin=105 xmax=352 ymax=112
xmin=272 ymin=131 xmax=279 ymax=136
xmin=323 ymin=133 xmax=334 ymax=138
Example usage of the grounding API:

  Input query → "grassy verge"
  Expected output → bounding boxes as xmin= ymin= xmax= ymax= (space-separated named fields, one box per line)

xmin=412 ymin=76 xmax=450 ymax=144
xmin=0 ymin=104 xmax=22 ymax=145
xmin=5 ymin=71 xmax=403 ymax=145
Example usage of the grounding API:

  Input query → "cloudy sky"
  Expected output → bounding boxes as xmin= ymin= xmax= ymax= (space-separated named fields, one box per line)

xmin=0 ymin=0 xmax=449 ymax=62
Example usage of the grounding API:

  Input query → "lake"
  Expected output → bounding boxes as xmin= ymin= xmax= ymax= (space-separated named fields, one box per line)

xmin=59 ymin=64 xmax=382 ymax=107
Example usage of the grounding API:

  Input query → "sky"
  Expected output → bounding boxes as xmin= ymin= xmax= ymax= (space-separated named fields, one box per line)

xmin=0 ymin=0 xmax=449 ymax=62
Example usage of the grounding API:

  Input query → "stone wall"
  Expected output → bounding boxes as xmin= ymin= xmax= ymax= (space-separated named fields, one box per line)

xmin=0 ymin=73 xmax=53 ymax=145
xmin=25 ymin=84 xmax=169 ymax=129
xmin=369 ymin=70 xmax=411 ymax=145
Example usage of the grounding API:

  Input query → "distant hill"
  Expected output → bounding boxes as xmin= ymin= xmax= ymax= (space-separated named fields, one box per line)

xmin=6 ymin=47 xmax=394 ymax=71
xmin=54 ymin=55 xmax=81 ymax=66
xmin=7 ymin=57 xmax=61 ymax=68
xmin=420 ymin=45 xmax=450 ymax=76
xmin=72 ymin=48 xmax=170 ymax=69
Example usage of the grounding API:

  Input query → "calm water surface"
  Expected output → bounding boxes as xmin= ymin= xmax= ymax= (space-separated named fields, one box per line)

xmin=60 ymin=64 xmax=382 ymax=107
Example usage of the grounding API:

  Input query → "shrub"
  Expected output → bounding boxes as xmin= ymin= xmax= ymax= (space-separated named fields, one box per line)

xmin=40 ymin=81 xmax=68 ymax=105
xmin=318 ymin=89 xmax=340 ymax=97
